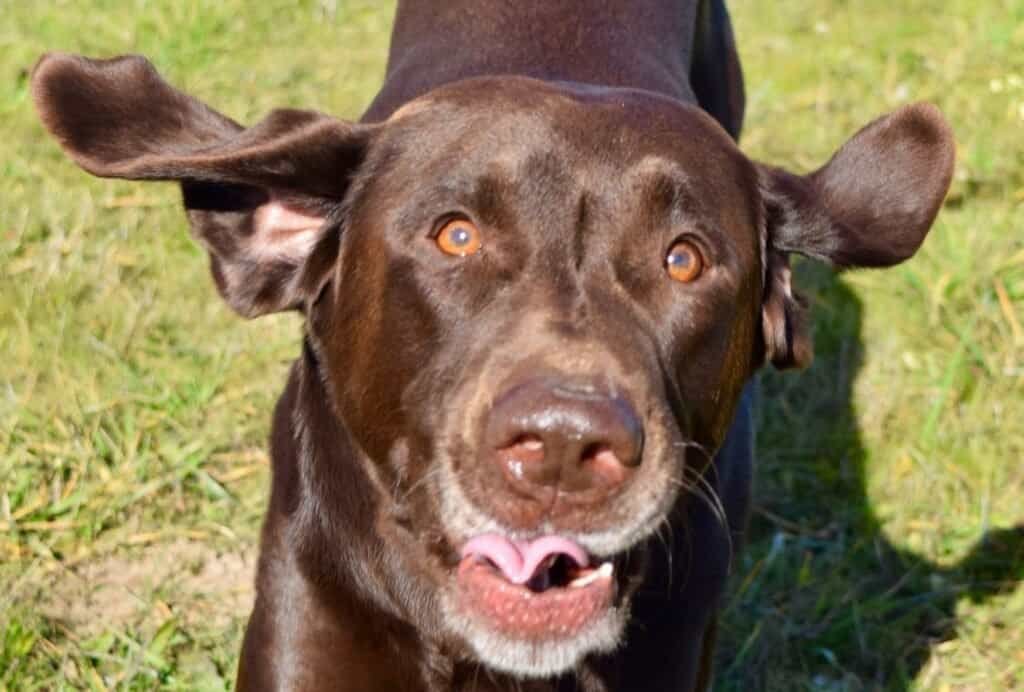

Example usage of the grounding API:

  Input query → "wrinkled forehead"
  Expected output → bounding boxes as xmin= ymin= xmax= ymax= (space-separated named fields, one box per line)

xmin=376 ymin=77 xmax=762 ymax=236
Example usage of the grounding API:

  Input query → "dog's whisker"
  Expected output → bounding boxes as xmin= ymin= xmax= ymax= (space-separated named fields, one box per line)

xmin=654 ymin=516 xmax=675 ymax=595
xmin=396 ymin=466 xmax=446 ymax=505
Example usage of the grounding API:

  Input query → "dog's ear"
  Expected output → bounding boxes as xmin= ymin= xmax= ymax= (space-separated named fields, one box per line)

xmin=757 ymin=102 xmax=955 ymax=369
xmin=32 ymin=52 xmax=376 ymax=317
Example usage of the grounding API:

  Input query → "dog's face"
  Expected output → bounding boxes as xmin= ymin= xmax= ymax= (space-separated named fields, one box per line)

xmin=32 ymin=54 xmax=954 ymax=678
xmin=316 ymin=79 xmax=763 ymax=673
xmin=315 ymin=78 xmax=765 ymax=671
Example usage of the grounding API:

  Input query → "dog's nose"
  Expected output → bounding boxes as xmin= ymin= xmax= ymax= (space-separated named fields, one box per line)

xmin=483 ymin=378 xmax=643 ymax=499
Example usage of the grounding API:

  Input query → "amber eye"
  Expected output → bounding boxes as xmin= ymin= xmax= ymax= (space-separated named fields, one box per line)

xmin=665 ymin=239 xmax=704 ymax=283
xmin=435 ymin=218 xmax=482 ymax=256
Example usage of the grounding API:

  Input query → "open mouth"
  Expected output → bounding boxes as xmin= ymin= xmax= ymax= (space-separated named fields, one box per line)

xmin=455 ymin=534 xmax=616 ymax=640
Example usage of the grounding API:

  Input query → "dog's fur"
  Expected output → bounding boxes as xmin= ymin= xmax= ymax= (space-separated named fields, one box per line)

xmin=32 ymin=1 xmax=954 ymax=690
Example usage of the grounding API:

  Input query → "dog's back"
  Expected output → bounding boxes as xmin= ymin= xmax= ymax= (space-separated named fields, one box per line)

xmin=365 ymin=0 xmax=743 ymax=136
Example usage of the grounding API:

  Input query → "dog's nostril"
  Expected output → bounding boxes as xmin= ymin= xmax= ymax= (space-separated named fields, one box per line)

xmin=581 ymin=444 xmax=630 ymax=487
xmin=580 ymin=443 xmax=609 ymax=462
xmin=500 ymin=434 xmax=545 ymax=456
xmin=497 ymin=434 xmax=546 ymax=481
xmin=515 ymin=434 xmax=544 ymax=452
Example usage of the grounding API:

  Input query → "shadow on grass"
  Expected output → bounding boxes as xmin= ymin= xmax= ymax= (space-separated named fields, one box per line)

xmin=715 ymin=263 xmax=1024 ymax=691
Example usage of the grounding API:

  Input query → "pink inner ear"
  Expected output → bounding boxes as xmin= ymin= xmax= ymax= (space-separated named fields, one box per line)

xmin=251 ymin=200 xmax=326 ymax=261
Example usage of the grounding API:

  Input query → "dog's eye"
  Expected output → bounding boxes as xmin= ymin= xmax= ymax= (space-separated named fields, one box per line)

xmin=665 ymin=240 xmax=704 ymax=283
xmin=436 ymin=219 xmax=482 ymax=257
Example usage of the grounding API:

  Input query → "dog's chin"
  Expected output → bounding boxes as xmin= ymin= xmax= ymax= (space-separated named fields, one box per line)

xmin=441 ymin=587 xmax=626 ymax=678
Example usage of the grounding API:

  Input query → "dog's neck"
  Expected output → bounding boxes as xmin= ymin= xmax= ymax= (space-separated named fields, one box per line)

xmin=363 ymin=0 xmax=699 ymax=122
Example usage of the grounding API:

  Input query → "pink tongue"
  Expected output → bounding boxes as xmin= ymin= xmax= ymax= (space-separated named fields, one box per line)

xmin=460 ymin=534 xmax=589 ymax=584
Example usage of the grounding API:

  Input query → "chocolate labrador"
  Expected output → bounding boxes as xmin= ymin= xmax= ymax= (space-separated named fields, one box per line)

xmin=31 ymin=1 xmax=954 ymax=689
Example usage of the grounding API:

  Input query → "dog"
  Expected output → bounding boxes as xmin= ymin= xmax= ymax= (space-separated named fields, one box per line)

xmin=31 ymin=1 xmax=954 ymax=689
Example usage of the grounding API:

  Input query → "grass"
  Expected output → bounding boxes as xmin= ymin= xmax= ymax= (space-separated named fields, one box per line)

xmin=1 ymin=0 xmax=1021 ymax=689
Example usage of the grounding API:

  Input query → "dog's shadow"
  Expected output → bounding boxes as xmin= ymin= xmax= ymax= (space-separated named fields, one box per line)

xmin=715 ymin=263 xmax=1024 ymax=690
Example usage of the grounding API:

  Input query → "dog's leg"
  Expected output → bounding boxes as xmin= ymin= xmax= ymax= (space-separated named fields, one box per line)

xmin=689 ymin=0 xmax=745 ymax=140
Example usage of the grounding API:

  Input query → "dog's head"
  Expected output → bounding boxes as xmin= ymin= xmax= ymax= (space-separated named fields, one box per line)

xmin=32 ymin=54 xmax=954 ymax=677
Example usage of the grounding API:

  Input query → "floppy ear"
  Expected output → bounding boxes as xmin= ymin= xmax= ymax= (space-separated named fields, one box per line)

xmin=757 ymin=102 xmax=955 ymax=369
xmin=31 ymin=52 xmax=376 ymax=317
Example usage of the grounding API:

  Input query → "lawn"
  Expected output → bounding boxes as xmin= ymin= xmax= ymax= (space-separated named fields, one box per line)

xmin=1 ymin=1 xmax=1022 ymax=690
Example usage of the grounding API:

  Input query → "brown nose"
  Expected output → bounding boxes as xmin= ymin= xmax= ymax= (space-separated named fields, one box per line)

xmin=483 ymin=377 xmax=643 ymax=500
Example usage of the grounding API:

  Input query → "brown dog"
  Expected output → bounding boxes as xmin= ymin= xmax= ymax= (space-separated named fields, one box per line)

xmin=31 ymin=1 xmax=954 ymax=689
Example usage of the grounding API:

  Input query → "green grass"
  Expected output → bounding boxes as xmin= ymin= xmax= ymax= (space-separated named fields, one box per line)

xmin=1 ymin=1 xmax=1021 ymax=689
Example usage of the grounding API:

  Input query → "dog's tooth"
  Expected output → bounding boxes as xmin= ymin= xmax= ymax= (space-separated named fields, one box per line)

xmin=568 ymin=561 xmax=613 ymax=588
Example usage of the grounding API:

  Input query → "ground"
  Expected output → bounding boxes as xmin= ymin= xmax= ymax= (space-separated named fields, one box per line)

xmin=1 ymin=1 xmax=1022 ymax=690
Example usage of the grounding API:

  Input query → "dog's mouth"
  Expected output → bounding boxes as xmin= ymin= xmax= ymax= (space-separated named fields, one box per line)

xmin=454 ymin=534 xmax=617 ymax=640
